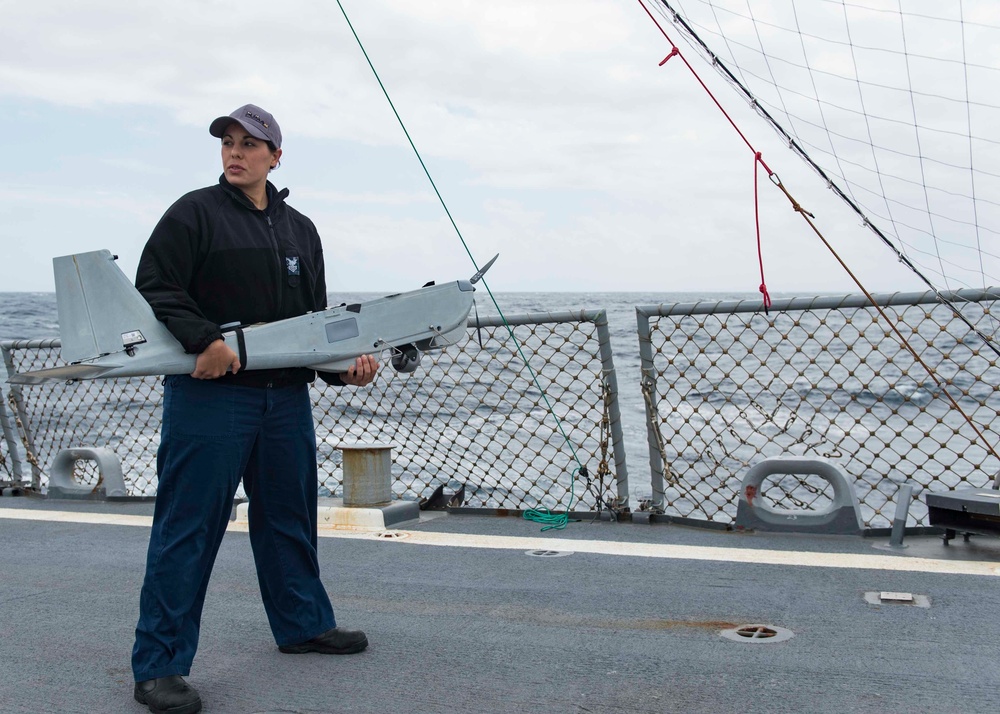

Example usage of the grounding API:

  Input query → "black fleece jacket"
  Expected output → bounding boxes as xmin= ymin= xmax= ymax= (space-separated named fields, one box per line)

xmin=136 ymin=175 xmax=340 ymax=388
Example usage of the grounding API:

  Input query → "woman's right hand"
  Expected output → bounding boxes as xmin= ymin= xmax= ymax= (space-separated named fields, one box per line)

xmin=192 ymin=339 xmax=241 ymax=379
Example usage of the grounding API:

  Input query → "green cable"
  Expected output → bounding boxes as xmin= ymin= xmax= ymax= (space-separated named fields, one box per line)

xmin=335 ymin=1 xmax=581 ymax=529
xmin=522 ymin=467 xmax=585 ymax=531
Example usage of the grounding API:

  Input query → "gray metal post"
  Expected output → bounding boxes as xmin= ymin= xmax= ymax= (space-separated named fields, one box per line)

xmin=593 ymin=310 xmax=630 ymax=507
xmin=1 ymin=339 xmax=60 ymax=490
xmin=636 ymin=307 xmax=666 ymax=511
xmin=0 ymin=380 xmax=24 ymax=482
xmin=340 ymin=443 xmax=394 ymax=507
xmin=0 ymin=344 xmax=26 ymax=484
xmin=889 ymin=483 xmax=914 ymax=548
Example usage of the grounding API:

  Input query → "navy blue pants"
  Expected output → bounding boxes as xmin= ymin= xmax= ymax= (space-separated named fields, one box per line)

xmin=132 ymin=376 xmax=336 ymax=682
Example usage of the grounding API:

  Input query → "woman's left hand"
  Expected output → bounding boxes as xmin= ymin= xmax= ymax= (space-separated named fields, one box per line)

xmin=341 ymin=353 xmax=379 ymax=386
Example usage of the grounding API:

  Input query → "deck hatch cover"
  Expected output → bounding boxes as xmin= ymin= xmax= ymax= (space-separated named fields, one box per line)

xmin=864 ymin=591 xmax=930 ymax=608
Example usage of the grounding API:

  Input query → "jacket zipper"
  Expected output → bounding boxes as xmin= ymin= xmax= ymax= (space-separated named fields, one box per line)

xmin=264 ymin=213 xmax=284 ymax=319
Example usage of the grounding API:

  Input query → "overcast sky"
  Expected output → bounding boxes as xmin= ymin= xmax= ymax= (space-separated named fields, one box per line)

xmin=1 ymin=0 xmax=995 ymax=295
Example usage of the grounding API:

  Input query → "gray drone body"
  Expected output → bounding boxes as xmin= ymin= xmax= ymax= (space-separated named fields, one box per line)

xmin=10 ymin=249 xmax=487 ymax=385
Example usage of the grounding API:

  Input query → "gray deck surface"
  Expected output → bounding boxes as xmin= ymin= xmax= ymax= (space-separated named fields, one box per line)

xmin=3 ymin=497 xmax=1000 ymax=714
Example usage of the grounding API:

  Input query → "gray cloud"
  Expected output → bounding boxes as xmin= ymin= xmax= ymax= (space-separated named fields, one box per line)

xmin=3 ymin=0 xmax=985 ymax=295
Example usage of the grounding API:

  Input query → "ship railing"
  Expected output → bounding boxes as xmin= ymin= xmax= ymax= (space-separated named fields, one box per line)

xmin=0 ymin=310 xmax=629 ymax=515
xmin=5 ymin=288 xmax=1000 ymax=529
xmin=637 ymin=287 xmax=1000 ymax=528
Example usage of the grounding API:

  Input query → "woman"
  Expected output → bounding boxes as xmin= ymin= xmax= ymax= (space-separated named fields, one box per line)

xmin=131 ymin=103 xmax=378 ymax=714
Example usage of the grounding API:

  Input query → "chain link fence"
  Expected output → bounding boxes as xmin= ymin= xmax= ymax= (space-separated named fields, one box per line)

xmin=1 ymin=310 xmax=628 ymax=513
xmin=3 ymin=338 xmax=161 ymax=493
xmin=638 ymin=288 xmax=1000 ymax=528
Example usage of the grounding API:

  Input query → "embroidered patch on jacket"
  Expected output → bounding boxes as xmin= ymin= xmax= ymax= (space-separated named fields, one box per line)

xmin=286 ymin=256 xmax=300 ymax=275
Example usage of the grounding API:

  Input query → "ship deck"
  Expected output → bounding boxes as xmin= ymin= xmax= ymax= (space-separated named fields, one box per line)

xmin=2 ymin=498 xmax=999 ymax=714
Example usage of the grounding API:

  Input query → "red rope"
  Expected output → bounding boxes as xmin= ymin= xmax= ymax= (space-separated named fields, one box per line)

xmin=754 ymin=152 xmax=771 ymax=312
xmin=639 ymin=0 xmax=775 ymax=308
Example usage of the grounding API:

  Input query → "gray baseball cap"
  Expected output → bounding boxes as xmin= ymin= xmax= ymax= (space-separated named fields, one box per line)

xmin=209 ymin=103 xmax=282 ymax=148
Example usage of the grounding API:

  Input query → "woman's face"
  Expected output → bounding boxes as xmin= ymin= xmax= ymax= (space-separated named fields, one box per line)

xmin=220 ymin=121 xmax=281 ymax=195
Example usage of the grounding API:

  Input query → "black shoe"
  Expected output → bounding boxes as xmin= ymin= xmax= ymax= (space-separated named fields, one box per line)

xmin=278 ymin=626 xmax=369 ymax=655
xmin=133 ymin=675 xmax=202 ymax=714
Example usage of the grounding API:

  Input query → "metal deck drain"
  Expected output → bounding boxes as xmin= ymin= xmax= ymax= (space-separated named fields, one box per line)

xmin=720 ymin=624 xmax=794 ymax=643
xmin=374 ymin=530 xmax=409 ymax=540
xmin=525 ymin=549 xmax=574 ymax=558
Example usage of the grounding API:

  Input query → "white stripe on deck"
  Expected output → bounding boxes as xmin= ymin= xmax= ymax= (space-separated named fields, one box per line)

xmin=2 ymin=507 xmax=999 ymax=577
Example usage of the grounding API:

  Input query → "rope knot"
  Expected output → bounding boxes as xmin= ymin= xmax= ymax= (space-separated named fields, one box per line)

xmin=791 ymin=200 xmax=815 ymax=219
xmin=659 ymin=47 xmax=679 ymax=66
xmin=759 ymin=283 xmax=772 ymax=313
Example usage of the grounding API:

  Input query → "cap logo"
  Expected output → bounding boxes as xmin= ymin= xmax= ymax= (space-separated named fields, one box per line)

xmin=244 ymin=110 xmax=270 ymax=129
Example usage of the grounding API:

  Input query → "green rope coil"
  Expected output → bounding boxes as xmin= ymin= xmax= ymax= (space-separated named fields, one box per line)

xmin=522 ymin=467 xmax=583 ymax=531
